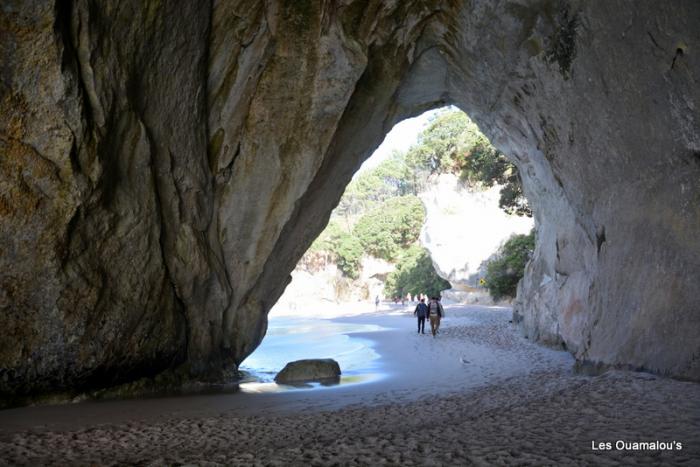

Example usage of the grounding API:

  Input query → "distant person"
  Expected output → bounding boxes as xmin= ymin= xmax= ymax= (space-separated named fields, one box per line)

xmin=375 ymin=295 xmax=380 ymax=310
xmin=407 ymin=293 xmax=412 ymax=303
xmin=414 ymin=298 xmax=428 ymax=334
xmin=427 ymin=296 xmax=443 ymax=337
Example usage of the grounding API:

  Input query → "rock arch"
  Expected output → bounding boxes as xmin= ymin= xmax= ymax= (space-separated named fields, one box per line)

xmin=1 ymin=0 xmax=698 ymax=401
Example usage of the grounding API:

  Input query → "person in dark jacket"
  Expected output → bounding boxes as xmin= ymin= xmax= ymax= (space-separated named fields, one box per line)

xmin=427 ymin=296 xmax=444 ymax=337
xmin=414 ymin=298 xmax=428 ymax=334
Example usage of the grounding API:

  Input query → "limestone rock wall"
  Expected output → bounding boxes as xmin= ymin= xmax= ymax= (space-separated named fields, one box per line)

xmin=472 ymin=2 xmax=700 ymax=379
xmin=1 ymin=0 xmax=699 ymax=401
xmin=1 ymin=0 xmax=448 ymax=401
xmin=269 ymin=255 xmax=393 ymax=316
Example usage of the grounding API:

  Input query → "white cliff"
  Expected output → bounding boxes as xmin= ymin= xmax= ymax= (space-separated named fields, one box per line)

xmin=270 ymin=255 xmax=394 ymax=317
xmin=420 ymin=174 xmax=533 ymax=302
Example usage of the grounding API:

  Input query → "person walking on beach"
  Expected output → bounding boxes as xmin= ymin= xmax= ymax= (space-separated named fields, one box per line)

xmin=414 ymin=298 xmax=428 ymax=334
xmin=427 ymin=297 xmax=443 ymax=337
xmin=435 ymin=296 xmax=445 ymax=333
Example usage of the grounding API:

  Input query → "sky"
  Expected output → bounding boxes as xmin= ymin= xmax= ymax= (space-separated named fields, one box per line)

xmin=355 ymin=108 xmax=443 ymax=175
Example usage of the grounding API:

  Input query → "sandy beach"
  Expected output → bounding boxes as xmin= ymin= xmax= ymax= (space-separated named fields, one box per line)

xmin=1 ymin=304 xmax=698 ymax=465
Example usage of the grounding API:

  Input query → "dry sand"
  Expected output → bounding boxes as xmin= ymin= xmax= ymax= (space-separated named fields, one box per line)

xmin=1 ymin=305 xmax=698 ymax=466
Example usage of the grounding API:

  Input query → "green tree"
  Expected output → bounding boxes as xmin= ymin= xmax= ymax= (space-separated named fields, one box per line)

xmin=483 ymin=231 xmax=535 ymax=300
xmin=353 ymin=195 xmax=424 ymax=261
xmin=497 ymin=172 xmax=531 ymax=216
xmin=307 ymin=220 xmax=345 ymax=253
xmin=337 ymin=152 xmax=416 ymax=221
xmin=307 ymin=220 xmax=364 ymax=278
xmin=406 ymin=111 xmax=472 ymax=174
xmin=334 ymin=234 xmax=363 ymax=279
xmin=406 ymin=109 xmax=531 ymax=217
xmin=308 ymin=168 xmax=424 ymax=279
xmin=384 ymin=245 xmax=451 ymax=298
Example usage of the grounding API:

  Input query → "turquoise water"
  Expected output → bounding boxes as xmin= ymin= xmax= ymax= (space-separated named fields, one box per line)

xmin=238 ymin=317 xmax=386 ymax=392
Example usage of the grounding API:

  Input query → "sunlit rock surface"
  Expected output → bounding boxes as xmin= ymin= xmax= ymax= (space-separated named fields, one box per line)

xmin=1 ymin=0 xmax=698 ymax=401
xmin=269 ymin=255 xmax=392 ymax=315
xmin=419 ymin=174 xmax=533 ymax=302
xmin=274 ymin=359 xmax=341 ymax=385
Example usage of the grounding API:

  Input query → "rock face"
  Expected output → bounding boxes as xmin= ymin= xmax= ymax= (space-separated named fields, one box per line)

xmin=271 ymin=255 xmax=393 ymax=315
xmin=1 ymin=0 xmax=699 ymax=401
xmin=420 ymin=174 xmax=533 ymax=296
xmin=274 ymin=359 xmax=341 ymax=385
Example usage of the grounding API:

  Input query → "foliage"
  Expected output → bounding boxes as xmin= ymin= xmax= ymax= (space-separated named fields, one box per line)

xmin=333 ymin=234 xmax=363 ymax=279
xmin=483 ymin=231 xmax=536 ymax=300
xmin=406 ymin=109 xmax=531 ymax=217
xmin=384 ymin=245 xmax=451 ymax=298
xmin=405 ymin=111 xmax=473 ymax=174
xmin=307 ymin=220 xmax=344 ymax=253
xmin=497 ymin=172 xmax=531 ymax=216
xmin=309 ymin=195 xmax=426 ymax=279
xmin=456 ymin=140 xmax=509 ymax=186
xmin=307 ymin=220 xmax=363 ymax=278
xmin=352 ymin=196 xmax=424 ymax=261
xmin=336 ymin=152 xmax=417 ymax=220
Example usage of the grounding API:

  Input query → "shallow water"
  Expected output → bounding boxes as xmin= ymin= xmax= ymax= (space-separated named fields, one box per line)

xmin=238 ymin=317 xmax=387 ymax=392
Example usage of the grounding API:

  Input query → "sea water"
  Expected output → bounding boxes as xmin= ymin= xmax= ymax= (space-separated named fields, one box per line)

xmin=238 ymin=317 xmax=386 ymax=392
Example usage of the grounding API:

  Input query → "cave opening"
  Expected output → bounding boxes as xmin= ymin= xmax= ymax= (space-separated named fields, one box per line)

xmin=239 ymin=107 xmax=538 ymax=392
xmin=2 ymin=3 xmax=699 ymax=464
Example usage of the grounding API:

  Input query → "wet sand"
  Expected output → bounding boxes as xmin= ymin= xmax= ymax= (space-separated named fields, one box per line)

xmin=1 ymin=305 xmax=698 ymax=465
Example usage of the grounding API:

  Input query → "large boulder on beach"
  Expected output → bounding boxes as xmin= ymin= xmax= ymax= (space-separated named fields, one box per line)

xmin=274 ymin=359 xmax=341 ymax=385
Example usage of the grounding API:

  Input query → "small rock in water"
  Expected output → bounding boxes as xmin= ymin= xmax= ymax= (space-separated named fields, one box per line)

xmin=275 ymin=358 xmax=341 ymax=384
